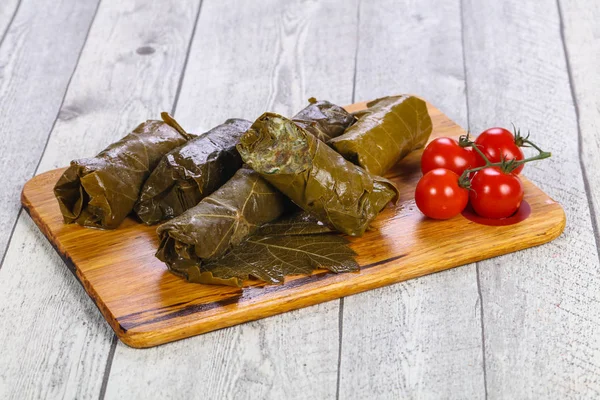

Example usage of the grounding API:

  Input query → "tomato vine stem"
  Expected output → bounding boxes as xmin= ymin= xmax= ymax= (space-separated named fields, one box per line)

xmin=457 ymin=132 xmax=551 ymax=188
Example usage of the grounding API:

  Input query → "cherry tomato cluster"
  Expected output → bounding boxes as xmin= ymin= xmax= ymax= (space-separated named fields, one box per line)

xmin=415 ymin=127 xmax=550 ymax=220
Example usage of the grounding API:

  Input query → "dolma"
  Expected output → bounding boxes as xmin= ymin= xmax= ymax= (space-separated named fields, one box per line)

xmin=155 ymin=167 xmax=288 ymax=282
xmin=237 ymin=113 xmax=399 ymax=237
xmin=291 ymin=97 xmax=356 ymax=141
xmin=328 ymin=95 xmax=432 ymax=176
xmin=134 ymin=118 xmax=251 ymax=225
xmin=54 ymin=116 xmax=190 ymax=229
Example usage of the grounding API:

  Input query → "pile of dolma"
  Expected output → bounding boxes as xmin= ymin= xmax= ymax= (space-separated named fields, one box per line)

xmin=237 ymin=112 xmax=399 ymax=236
xmin=53 ymin=95 xmax=431 ymax=286
xmin=155 ymin=100 xmax=355 ymax=280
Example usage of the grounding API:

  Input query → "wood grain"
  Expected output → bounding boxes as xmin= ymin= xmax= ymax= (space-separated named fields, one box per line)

xmin=0 ymin=213 xmax=113 ymax=400
xmin=463 ymin=0 xmax=600 ymax=397
xmin=0 ymin=0 xmax=201 ymax=398
xmin=22 ymin=101 xmax=565 ymax=349
xmin=560 ymin=0 xmax=600 ymax=258
xmin=173 ymin=0 xmax=360 ymax=131
xmin=0 ymin=0 xmax=98 ymax=264
xmin=0 ymin=1 xmax=102 ymax=397
xmin=0 ymin=0 xmax=19 ymax=44
xmin=104 ymin=1 xmax=359 ymax=398
xmin=338 ymin=0 xmax=485 ymax=398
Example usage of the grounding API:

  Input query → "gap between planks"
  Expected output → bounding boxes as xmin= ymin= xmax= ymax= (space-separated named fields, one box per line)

xmin=556 ymin=0 xmax=600 ymax=265
xmin=0 ymin=0 xmax=103 ymax=273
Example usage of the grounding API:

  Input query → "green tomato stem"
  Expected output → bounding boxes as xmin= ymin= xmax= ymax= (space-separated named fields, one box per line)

xmin=457 ymin=133 xmax=551 ymax=188
xmin=520 ymin=138 xmax=545 ymax=153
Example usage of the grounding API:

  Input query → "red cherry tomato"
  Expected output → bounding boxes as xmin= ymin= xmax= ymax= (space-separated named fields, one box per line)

xmin=469 ymin=167 xmax=524 ymax=219
xmin=474 ymin=127 xmax=525 ymax=174
xmin=421 ymin=137 xmax=480 ymax=175
xmin=415 ymin=168 xmax=469 ymax=220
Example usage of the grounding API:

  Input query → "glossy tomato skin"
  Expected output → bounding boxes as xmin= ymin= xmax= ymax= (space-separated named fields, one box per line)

xmin=469 ymin=167 xmax=524 ymax=219
xmin=415 ymin=168 xmax=469 ymax=220
xmin=421 ymin=137 xmax=480 ymax=175
xmin=474 ymin=127 xmax=525 ymax=174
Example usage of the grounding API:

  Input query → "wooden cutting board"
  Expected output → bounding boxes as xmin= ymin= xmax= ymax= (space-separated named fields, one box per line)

xmin=21 ymin=101 xmax=566 ymax=348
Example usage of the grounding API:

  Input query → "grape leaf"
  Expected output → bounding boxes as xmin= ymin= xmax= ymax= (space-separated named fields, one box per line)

xmin=200 ymin=233 xmax=358 ymax=287
xmin=256 ymin=211 xmax=334 ymax=236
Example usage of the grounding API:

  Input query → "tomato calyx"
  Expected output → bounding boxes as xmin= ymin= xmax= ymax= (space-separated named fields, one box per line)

xmin=458 ymin=132 xmax=474 ymax=148
xmin=457 ymin=133 xmax=551 ymax=184
xmin=457 ymin=171 xmax=472 ymax=190
xmin=511 ymin=123 xmax=546 ymax=153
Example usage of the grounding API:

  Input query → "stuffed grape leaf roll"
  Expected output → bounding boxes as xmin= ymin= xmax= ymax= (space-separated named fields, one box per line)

xmin=328 ymin=95 xmax=432 ymax=176
xmin=134 ymin=118 xmax=251 ymax=225
xmin=291 ymin=97 xmax=356 ymax=141
xmin=237 ymin=113 xmax=399 ymax=237
xmin=155 ymin=167 xmax=288 ymax=282
xmin=54 ymin=117 xmax=190 ymax=229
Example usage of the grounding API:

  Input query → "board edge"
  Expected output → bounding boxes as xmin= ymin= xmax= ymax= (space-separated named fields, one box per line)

xmin=20 ymin=176 xmax=129 ymax=344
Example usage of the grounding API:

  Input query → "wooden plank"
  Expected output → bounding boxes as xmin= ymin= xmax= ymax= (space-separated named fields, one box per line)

xmin=172 ymin=0 xmax=360 ymax=132
xmin=104 ymin=0 xmax=358 ymax=396
xmin=22 ymin=103 xmax=566 ymax=347
xmin=0 ymin=216 xmax=113 ymax=399
xmin=36 ymin=0 xmax=199 ymax=170
xmin=105 ymin=309 xmax=341 ymax=399
xmin=0 ymin=0 xmax=201 ymax=397
xmin=0 ymin=0 xmax=19 ymax=43
xmin=0 ymin=0 xmax=102 ymax=396
xmin=462 ymin=0 xmax=600 ymax=397
xmin=337 ymin=1 xmax=486 ymax=398
xmin=559 ymin=0 xmax=600 ymax=255
xmin=0 ymin=0 xmax=98 ymax=264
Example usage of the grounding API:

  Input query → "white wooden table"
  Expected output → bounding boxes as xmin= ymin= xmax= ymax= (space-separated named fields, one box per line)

xmin=0 ymin=0 xmax=598 ymax=398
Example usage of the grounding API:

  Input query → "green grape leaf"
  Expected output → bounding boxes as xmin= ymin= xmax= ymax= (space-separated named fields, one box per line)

xmin=256 ymin=211 xmax=334 ymax=236
xmin=200 ymin=233 xmax=358 ymax=287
